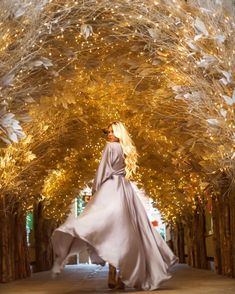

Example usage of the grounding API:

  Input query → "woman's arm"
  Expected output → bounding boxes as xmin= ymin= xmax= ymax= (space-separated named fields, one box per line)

xmin=92 ymin=143 xmax=113 ymax=195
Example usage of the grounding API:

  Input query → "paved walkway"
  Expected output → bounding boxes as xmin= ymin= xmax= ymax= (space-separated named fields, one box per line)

xmin=0 ymin=264 xmax=235 ymax=294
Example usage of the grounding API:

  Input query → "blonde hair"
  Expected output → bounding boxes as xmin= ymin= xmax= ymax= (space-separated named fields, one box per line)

xmin=110 ymin=122 xmax=138 ymax=179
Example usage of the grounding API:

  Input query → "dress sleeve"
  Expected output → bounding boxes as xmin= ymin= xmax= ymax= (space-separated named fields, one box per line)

xmin=92 ymin=143 xmax=113 ymax=195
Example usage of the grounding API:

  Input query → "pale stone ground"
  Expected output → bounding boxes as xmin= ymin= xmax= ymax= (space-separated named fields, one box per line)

xmin=0 ymin=264 xmax=235 ymax=294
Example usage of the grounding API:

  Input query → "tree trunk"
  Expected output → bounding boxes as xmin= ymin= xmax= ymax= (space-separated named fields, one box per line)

xmin=185 ymin=217 xmax=194 ymax=267
xmin=176 ymin=221 xmax=185 ymax=263
xmin=0 ymin=196 xmax=30 ymax=282
xmin=220 ymin=196 xmax=232 ymax=276
xmin=34 ymin=201 xmax=56 ymax=272
xmin=212 ymin=195 xmax=222 ymax=274
xmin=230 ymin=193 xmax=235 ymax=278
xmin=212 ymin=184 xmax=235 ymax=278
xmin=184 ymin=202 xmax=207 ymax=270
xmin=195 ymin=203 xmax=208 ymax=269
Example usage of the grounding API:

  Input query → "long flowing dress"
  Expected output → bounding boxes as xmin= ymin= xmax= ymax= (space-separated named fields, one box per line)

xmin=51 ymin=142 xmax=178 ymax=291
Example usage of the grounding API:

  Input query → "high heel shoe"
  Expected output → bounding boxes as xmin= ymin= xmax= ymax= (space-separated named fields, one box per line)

xmin=108 ymin=264 xmax=117 ymax=289
xmin=114 ymin=276 xmax=125 ymax=290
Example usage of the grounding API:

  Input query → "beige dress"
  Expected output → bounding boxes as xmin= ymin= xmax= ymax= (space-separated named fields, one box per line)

xmin=51 ymin=142 xmax=178 ymax=290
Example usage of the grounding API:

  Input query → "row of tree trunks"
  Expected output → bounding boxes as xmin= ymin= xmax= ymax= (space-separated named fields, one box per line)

xmin=0 ymin=197 xmax=56 ymax=282
xmin=230 ymin=196 xmax=235 ymax=278
xmin=211 ymin=195 xmax=222 ymax=274
xmin=212 ymin=191 xmax=235 ymax=278
xmin=172 ymin=221 xmax=185 ymax=263
xmin=184 ymin=205 xmax=208 ymax=270
xmin=0 ymin=197 xmax=30 ymax=282
xmin=33 ymin=201 xmax=56 ymax=272
xmin=172 ymin=201 xmax=208 ymax=270
xmin=171 ymin=189 xmax=235 ymax=279
xmin=193 ymin=202 xmax=208 ymax=269
xmin=1 ymin=193 xmax=234 ymax=281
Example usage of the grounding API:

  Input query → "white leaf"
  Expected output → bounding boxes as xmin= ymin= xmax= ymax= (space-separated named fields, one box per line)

xmin=194 ymin=17 xmax=208 ymax=36
xmin=148 ymin=28 xmax=158 ymax=39
xmin=215 ymin=35 xmax=225 ymax=44
xmin=219 ymin=70 xmax=232 ymax=85
xmin=172 ymin=85 xmax=182 ymax=92
xmin=220 ymin=108 xmax=227 ymax=118
xmin=14 ymin=130 xmax=26 ymax=139
xmin=223 ymin=95 xmax=233 ymax=105
xmin=222 ymin=71 xmax=232 ymax=82
xmin=1 ymin=73 xmax=15 ymax=86
xmin=207 ymin=118 xmax=219 ymax=126
xmin=40 ymin=57 xmax=53 ymax=68
xmin=175 ymin=17 xmax=181 ymax=26
xmin=186 ymin=40 xmax=198 ymax=51
xmin=14 ymin=6 xmax=26 ymax=18
xmin=183 ymin=91 xmax=201 ymax=100
xmin=200 ymin=8 xmax=213 ymax=14
xmin=8 ymin=132 xmax=18 ymax=143
xmin=0 ymin=112 xmax=26 ymax=143
xmin=223 ymin=89 xmax=235 ymax=106
xmin=231 ymin=152 xmax=235 ymax=160
xmin=194 ymin=34 xmax=203 ymax=41
xmin=196 ymin=54 xmax=216 ymax=68
xmin=152 ymin=59 xmax=161 ymax=65
xmin=80 ymin=24 xmax=93 ymax=40
xmin=184 ymin=93 xmax=191 ymax=99
xmin=31 ymin=57 xmax=53 ymax=69
xmin=1 ymin=113 xmax=14 ymax=126
xmin=175 ymin=94 xmax=183 ymax=99
xmin=36 ymin=0 xmax=49 ymax=10
xmin=220 ymin=78 xmax=229 ymax=85
xmin=12 ymin=120 xmax=21 ymax=129
xmin=32 ymin=60 xmax=43 ymax=67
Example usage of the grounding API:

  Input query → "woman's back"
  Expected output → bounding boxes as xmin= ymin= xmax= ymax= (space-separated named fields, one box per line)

xmin=107 ymin=142 xmax=125 ymax=175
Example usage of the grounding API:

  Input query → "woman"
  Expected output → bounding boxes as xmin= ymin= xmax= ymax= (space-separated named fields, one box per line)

xmin=51 ymin=122 xmax=178 ymax=291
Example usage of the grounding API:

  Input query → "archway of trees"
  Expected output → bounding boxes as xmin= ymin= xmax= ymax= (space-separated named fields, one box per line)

xmin=0 ymin=0 xmax=235 ymax=282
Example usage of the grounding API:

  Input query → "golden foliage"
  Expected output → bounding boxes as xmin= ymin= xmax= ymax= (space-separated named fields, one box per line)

xmin=0 ymin=0 xmax=234 ymax=222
